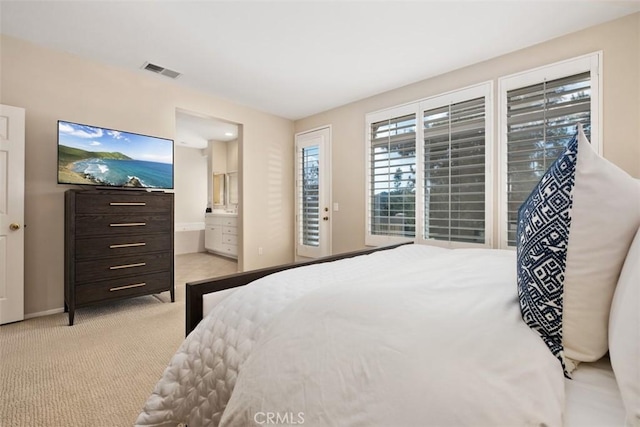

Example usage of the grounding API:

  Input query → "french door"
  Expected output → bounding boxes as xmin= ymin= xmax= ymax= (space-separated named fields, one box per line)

xmin=295 ymin=127 xmax=331 ymax=258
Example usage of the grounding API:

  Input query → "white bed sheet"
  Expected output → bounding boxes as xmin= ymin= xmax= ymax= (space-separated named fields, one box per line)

xmin=565 ymin=356 xmax=626 ymax=426
xmin=199 ymin=250 xmax=628 ymax=427
xmin=219 ymin=246 xmax=565 ymax=426
xmin=204 ymin=298 xmax=628 ymax=427
xmin=140 ymin=245 xmax=627 ymax=426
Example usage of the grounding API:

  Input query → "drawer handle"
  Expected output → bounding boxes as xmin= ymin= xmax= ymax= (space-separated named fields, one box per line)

xmin=110 ymin=242 xmax=146 ymax=249
xmin=110 ymin=222 xmax=146 ymax=227
xmin=110 ymin=282 xmax=146 ymax=291
xmin=109 ymin=202 xmax=146 ymax=206
xmin=109 ymin=262 xmax=146 ymax=270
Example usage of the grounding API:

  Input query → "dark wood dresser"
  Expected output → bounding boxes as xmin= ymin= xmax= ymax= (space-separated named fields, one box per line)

xmin=64 ymin=189 xmax=174 ymax=325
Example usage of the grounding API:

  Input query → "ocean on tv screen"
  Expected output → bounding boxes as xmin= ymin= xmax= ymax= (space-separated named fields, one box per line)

xmin=57 ymin=120 xmax=173 ymax=188
xmin=69 ymin=158 xmax=172 ymax=188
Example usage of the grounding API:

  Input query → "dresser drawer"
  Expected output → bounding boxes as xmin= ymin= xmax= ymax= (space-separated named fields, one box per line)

xmin=222 ymin=234 xmax=237 ymax=245
xmin=222 ymin=217 xmax=237 ymax=227
xmin=222 ymin=226 xmax=237 ymax=235
xmin=75 ymin=193 xmax=172 ymax=214
xmin=75 ymin=214 xmax=171 ymax=236
xmin=75 ymin=252 xmax=172 ymax=283
xmin=221 ymin=243 xmax=237 ymax=256
xmin=75 ymin=271 xmax=172 ymax=305
xmin=75 ymin=233 xmax=171 ymax=260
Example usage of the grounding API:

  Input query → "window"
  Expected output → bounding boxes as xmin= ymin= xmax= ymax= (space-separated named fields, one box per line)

xmin=299 ymin=144 xmax=320 ymax=247
xmin=366 ymin=83 xmax=492 ymax=247
xmin=499 ymin=53 xmax=601 ymax=247
xmin=369 ymin=112 xmax=417 ymax=239
xmin=423 ymin=96 xmax=487 ymax=244
xmin=365 ymin=53 xmax=600 ymax=249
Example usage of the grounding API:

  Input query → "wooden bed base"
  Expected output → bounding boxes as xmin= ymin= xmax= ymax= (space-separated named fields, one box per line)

xmin=185 ymin=243 xmax=410 ymax=335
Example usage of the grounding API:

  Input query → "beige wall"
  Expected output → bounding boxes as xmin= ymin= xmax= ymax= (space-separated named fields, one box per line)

xmin=174 ymin=145 xmax=208 ymax=224
xmin=295 ymin=13 xmax=640 ymax=255
xmin=0 ymin=35 xmax=295 ymax=316
xmin=210 ymin=140 xmax=228 ymax=174
xmin=227 ymin=139 xmax=239 ymax=172
xmin=173 ymin=145 xmax=207 ymax=255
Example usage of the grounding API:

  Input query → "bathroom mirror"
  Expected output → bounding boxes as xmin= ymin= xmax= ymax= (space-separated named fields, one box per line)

xmin=212 ymin=172 xmax=226 ymax=206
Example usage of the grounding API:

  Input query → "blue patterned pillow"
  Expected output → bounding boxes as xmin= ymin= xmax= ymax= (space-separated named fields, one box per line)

xmin=517 ymin=125 xmax=640 ymax=378
xmin=516 ymin=135 xmax=578 ymax=376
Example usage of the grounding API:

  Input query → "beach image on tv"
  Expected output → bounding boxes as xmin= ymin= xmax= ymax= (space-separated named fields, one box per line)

xmin=58 ymin=121 xmax=173 ymax=188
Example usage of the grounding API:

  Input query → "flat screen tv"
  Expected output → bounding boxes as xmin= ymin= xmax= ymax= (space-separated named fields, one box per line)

xmin=57 ymin=120 xmax=174 ymax=189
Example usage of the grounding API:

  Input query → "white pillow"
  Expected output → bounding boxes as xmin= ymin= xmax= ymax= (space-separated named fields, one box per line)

xmin=562 ymin=129 xmax=640 ymax=363
xmin=517 ymin=125 xmax=640 ymax=376
xmin=609 ymin=225 xmax=640 ymax=427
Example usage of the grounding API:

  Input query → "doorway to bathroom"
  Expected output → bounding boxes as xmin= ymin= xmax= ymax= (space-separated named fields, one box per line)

xmin=174 ymin=109 xmax=242 ymax=270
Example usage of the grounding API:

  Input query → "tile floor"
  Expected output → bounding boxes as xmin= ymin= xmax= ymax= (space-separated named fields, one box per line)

xmin=175 ymin=251 xmax=239 ymax=290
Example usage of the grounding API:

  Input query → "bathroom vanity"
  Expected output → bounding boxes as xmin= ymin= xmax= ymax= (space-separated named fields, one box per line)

xmin=205 ymin=212 xmax=238 ymax=258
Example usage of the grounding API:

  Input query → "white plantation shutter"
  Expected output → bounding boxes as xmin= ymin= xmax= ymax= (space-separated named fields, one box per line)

xmin=364 ymin=54 xmax=599 ymax=249
xmin=298 ymin=145 xmax=320 ymax=247
xmin=368 ymin=113 xmax=417 ymax=240
xmin=423 ymin=97 xmax=487 ymax=244
xmin=505 ymin=71 xmax=592 ymax=246
xmin=366 ymin=83 xmax=491 ymax=247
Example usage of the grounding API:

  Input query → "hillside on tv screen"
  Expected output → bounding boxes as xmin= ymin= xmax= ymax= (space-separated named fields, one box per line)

xmin=57 ymin=120 xmax=174 ymax=189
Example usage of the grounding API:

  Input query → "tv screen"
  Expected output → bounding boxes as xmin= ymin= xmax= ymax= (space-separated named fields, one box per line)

xmin=57 ymin=120 xmax=174 ymax=189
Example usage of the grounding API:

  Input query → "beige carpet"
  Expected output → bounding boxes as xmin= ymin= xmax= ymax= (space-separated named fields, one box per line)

xmin=0 ymin=252 xmax=237 ymax=427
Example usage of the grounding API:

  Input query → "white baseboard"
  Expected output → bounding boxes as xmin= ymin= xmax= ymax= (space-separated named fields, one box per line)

xmin=24 ymin=307 xmax=65 ymax=320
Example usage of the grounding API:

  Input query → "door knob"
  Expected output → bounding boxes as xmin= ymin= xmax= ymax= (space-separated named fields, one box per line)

xmin=9 ymin=223 xmax=21 ymax=231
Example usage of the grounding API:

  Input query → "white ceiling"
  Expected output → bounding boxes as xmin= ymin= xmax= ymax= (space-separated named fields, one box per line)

xmin=1 ymin=1 xmax=639 ymax=121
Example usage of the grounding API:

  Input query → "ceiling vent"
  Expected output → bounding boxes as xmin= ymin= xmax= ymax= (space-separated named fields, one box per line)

xmin=142 ymin=62 xmax=181 ymax=79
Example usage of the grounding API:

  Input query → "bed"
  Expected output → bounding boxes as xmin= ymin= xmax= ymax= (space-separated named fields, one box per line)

xmin=136 ymin=127 xmax=639 ymax=426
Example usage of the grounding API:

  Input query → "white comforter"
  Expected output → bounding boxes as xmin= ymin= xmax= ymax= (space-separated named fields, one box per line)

xmin=136 ymin=245 xmax=564 ymax=427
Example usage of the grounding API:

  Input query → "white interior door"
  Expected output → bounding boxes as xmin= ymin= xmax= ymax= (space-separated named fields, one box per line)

xmin=0 ymin=104 xmax=25 ymax=325
xmin=295 ymin=127 xmax=331 ymax=259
